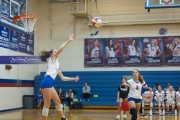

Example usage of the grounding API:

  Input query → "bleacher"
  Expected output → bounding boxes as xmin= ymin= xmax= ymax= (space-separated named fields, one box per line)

xmin=34 ymin=71 xmax=180 ymax=108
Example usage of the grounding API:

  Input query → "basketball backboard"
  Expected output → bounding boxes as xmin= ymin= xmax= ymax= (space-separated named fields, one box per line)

xmin=145 ymin=0 xmax=180 ymax=11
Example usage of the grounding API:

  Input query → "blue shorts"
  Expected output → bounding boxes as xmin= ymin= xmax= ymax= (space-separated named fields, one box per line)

xmin=128 ymin=97 xmax=142 ymax=103
xmin=40 ymin=76 xmax=54 ymax=89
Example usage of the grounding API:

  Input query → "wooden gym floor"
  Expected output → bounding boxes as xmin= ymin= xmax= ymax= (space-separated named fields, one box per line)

xmin=0 ymin=109 xmax=180 ymax=120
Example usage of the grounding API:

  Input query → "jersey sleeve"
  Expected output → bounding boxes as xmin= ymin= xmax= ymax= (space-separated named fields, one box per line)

xmin=128 ymin=45 xmax=130 ymax=50
xmin=95 ymin=47 xmax=99 ymax=53
xmin=142 ymin=81 xmax=147 ymax=87
xmin=105 ymin=46 xmax=109 ymax=51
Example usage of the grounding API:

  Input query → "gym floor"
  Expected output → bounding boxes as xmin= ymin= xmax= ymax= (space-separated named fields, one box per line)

xmin=0 ymin=109 xmax=179 ymax=120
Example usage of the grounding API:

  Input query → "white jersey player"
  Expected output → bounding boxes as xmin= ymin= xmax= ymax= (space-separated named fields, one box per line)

xmin=169 ymin=37 xmax=180 ymax=57
xmin=155 ymin=85 xmax=165 ymax=116
xmin=166 ymin=86 xmax=175 ymax=115
xmin=105 ymin=46 xmax=115 ymax=57
xmin=91 ymin=46 xmax=99 ymax=58
xmin=127 ymin=39 xmax=141 ymax=58
xmin=145 ymin=39 xmax=161 ymax=57
xmin=125 ymin=69 xmax=148 ymax=120
xmin=142 ymin=87 xmax=153 ymax=115
xmin=176 ymin=86 xmax=180 ymax=116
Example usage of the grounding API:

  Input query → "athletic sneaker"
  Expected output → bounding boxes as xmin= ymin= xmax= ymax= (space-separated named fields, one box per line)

xmin=123 ymin=115 xmax=127 ymax=120
xmin=116 ymin=115 xmax=120 ymax=120
xmin=150 ymin=110 xmax=152 ymax=116
xmin=171 ymin=112 xmax=174 ymax=116
xmin=61 ymin=118 xmax=67 ymax=120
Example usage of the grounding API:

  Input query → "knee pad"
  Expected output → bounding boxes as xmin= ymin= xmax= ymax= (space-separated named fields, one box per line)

xmin=142 ymin=102 xmax=144 ymax=107
xmin=150 ymin=102 xmax=153 ymax=107
xmin=158 ymin=103 xmax=161 ymax=107
xmin=130 ymin=108 xmax=137 ymax=120
xmin=56 ymin=104 xmax=63 ymax=111
xmin=42 ymin=107 xmax=49 ymax=116
xmin=177 ymin=103 xmax=180 ymax=106
xmin=166 ymin=103 xmax=169 ymax=108
xmin=162 ymin=103 xmax=165 ymax=107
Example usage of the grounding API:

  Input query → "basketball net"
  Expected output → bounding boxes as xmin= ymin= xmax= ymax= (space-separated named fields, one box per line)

xmin=13 ymin=14 xmax=38 ymax=33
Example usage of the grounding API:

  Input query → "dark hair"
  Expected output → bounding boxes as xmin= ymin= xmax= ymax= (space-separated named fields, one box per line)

xmin=121 ymin=77 xmax=127 ymax=84
xmin=133 ymin=69 xmax=144 ymax=83
xmin=108 ymin=39 xmax=114 ymax=51
xmin=132 ymin=39 xmax=138 ymax=50
xmin=39 ymin=49 xmax=53 ymax=62
xmin=68 ymin=88 xmax=72 ymax=93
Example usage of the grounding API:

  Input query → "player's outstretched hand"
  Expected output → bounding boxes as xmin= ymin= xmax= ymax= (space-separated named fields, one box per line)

xmin=69 ymin=33 xmax=74 ymax=41
xmin=74 ymin=76 xmax=79 ymax=82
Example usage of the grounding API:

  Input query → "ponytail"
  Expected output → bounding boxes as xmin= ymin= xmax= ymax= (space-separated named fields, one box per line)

xmin=39 ymin=49 xmax=53 ymax=62
xmin=139 ymin=75 xmax=144 ymax=84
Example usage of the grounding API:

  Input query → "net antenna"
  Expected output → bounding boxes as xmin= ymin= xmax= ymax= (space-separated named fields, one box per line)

xmin=13 ymin=14 xmax=38 ymax=33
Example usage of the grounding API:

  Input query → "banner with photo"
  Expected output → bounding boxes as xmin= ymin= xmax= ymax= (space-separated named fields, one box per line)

xmin=163 ymin=37 xmax=180 ymax=66
xmin=122 ymin=38 xmax=142 ymax=66
xmin=84 ymin=36 xmax=180 ymax=67
xmin=84 ymin=38 xmax=104 ymax=67
xmin=142 ymin=37 xmax=163 ymax=66
xmin=103 ymin=38 xmax=122 ymax=67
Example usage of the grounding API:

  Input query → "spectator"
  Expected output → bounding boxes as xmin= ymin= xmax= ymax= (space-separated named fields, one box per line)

xmin=153 ymin=83 xmax=159 ymax=93
xmin=66 ymin=88 xmax=74 ymax=106
xmin=58 ymin=88 xmax=65 ymax=103
xmin=82 ymin=83 xmax=91 ymax=101
xmin=37 ymin=88 xmax=43 ymax=108
xmin=164 ymin=82 xmax=171 ymax=92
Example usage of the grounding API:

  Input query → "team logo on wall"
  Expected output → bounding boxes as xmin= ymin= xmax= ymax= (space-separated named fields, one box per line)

xmin=159 ymin=28 xmax=168 ymax=35
xmin=142 ymin=37 xmax=163 ymax=66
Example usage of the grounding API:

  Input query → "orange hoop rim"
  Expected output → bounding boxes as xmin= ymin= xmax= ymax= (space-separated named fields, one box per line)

xmin=19 ymin=14 xmax=38 ymax=20
xmin=13 ymin=14 xmax=38 ymax=23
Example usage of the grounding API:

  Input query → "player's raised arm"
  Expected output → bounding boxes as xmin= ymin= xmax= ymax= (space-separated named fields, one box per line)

xmin=53 ymin=33 xmax=74 ymax=58
xmin=57 ymin=70 xmax=79 ymax=82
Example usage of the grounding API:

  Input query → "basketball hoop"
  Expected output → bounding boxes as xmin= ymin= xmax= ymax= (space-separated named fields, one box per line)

xmin=13 ymin=14 xmax=38 ymax=33
xmin=164 ymin=0 xmax=169 ymax=5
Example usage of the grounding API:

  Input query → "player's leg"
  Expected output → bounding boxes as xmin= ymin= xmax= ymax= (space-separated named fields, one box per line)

xmin=116 ymin=98 xmax=122 ymax=120
xmin=51 ymin=87 xmax=67 ymax=120
xmin=149 ymin=100 xmax=153 ymax=115
xmin=128 ymin=98 xmax=137 ymax=120
xmin=166 ymin=100 xmax=170 ymax=114
xmin=142 ymin=100 xmax=145 ymax=114
xmin=177 ymin=101 xmax=180 ymax=115
xmin=162 ymin=101 xmax=165 ymax=116
xmin=135 ymin=99 xmax=142 ymax=118
xmin=157 ymin=101 xmax=161 ymax=115
xmin=171 ymin=101 xmax=175 ymax=115
xmin=41 ymin=88 xmax=52 ymax=120
xmin=122 ymin=98 xmax=128 ymax=120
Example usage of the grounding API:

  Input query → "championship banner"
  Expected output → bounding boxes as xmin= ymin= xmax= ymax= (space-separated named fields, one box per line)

xmin=122 ymin=38 xmax=142 ymax=66
xmin=19 ymin=32 xmax=27 ymax=53
xmin=0 ymin=25 xmax=9 ymax=49
xmin=26 ymin=33 xmax=34 ymax=55
xmin=163 ymin=37 xmax=180 ymax=66
xmin=9 ymin=29 xmax=19 ymax=51
xmin=103 ymin=38 xmax=122 ymax=67
xmin=142 ymin=37 xmax=163 ymax=66
xmin=84 ymin=38 xmax=103 ymax=67
xmin=0 ymin=56 xmax=45 ymax=64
